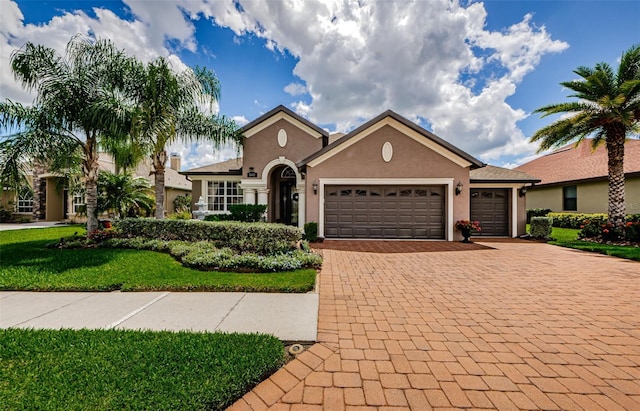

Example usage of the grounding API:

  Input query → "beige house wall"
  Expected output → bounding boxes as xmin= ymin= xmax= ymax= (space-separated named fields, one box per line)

xmin=305 ymin=124 xmax=470 ymax=240
xmin=243 ymin=118 xmax=323 ymax=180
xmin=45 ymin=178 xmax=64 ymax=221
xmin=165 ymin=188 xmax=190 ymax=214
xmin=526 ymin=176 xmax=640 ymax=215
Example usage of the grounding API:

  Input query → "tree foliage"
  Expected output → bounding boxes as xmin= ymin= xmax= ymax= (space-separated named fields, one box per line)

xmin=531 ymin=44 xmax=640 ymax=233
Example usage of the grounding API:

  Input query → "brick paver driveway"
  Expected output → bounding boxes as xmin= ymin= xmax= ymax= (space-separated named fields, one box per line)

xmin=230 ymin=241 xmax=640 ymax=410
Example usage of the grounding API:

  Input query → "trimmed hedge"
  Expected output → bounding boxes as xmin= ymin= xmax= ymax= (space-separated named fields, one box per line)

xmin=115 ymin=219 xmax=301 ymax=255
xmin=544 ymin=213 xmax=640 ymax=229
xmin=530 ymin=217 xmax=553 ymax=239
xmin=303 ymin=222 xmax=318 ymax=242
xmin=526 ymin=208 xmax=551 ymax=224
xmin=102 ymin=237 xmax=322 ymax=272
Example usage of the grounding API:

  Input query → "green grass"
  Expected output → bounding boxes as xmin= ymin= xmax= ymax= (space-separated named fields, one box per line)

xmin=526 ymin=225 xmax=640 ymax=262
xmin=0 ymin=226 xmax=316 ymax=292
xmin=0 ymin=328 xmax=285 ymax=410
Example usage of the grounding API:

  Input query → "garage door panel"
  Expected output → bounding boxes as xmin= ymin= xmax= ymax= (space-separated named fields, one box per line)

xmin=471 ymin=189 xmax=509 ymax=236
xmin=324 ymin=185 xmax=445 ymax=239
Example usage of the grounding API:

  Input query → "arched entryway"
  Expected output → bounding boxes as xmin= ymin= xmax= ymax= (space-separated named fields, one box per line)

xmin=269 ymin=165 xmax=299 ymax=225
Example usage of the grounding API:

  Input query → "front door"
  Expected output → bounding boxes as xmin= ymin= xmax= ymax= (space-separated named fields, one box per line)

xmin=279 ymin=181 xmax=294 ymax=225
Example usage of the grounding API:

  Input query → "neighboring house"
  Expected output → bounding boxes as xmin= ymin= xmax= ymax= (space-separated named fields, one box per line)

xmin=515 ymin=139 xmax=640 ymax=215
xmin=182 ymin=105 xmax=538 ymax=240
xmin=0 ymin=153 xmax=191 ymax=221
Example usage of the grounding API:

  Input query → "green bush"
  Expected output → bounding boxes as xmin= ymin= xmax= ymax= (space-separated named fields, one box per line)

xmin=303 ymin=222 xmax=318 ymax=242
xmin=526 ymin=208 xmax=551 ymax=224
xmin=530 ymin=217 xmax=553 ymax=239
xmin=204 ymin=213 xmax=233 ymax=221
xmin=114 ymin=219 xmax=302 ymax=255
xmin=547 ymin=212 xmax=608 ymax=228
xmin=167 ymin=210 xmax=192 ymax=220
xmin=102 ymin=237 xmax=322 ymax=272
xmin=173 ymin=195 xmax=191 ymax=212
xmin=228 ymin=204 xmax=267 ymax=222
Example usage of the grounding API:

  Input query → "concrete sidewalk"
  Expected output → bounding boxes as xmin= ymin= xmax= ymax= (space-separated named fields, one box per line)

xmin=0 ymin=222 xmax=66 ymax=231
xmin=0 ymin=291 xmax=318 ymax=342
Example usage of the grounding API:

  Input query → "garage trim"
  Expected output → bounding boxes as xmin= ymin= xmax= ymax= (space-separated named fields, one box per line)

xmin=469 ymin=183 xmax=521 ymax=237
xmin=319 ymin=178 xmax=454 ymax=240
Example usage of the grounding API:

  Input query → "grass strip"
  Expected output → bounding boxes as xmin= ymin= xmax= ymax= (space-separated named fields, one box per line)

xmin=0 ymin=328 xmax=285 ymax=410
xmin=526 ymin=226 xmax=640 ymax=262
xmin=0 ymin=226 xmax=316 ymax=292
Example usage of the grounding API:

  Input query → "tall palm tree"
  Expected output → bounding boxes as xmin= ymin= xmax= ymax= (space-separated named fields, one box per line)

xmin=131 ymin=58 xmax=240 ymax=219
xmin=531 ymin=44 xmax=640 ymax=233
xmin=97 ymin=171 xmax=153 ymax=219
xmin=0 ymin=35 xmax=136 ymax=232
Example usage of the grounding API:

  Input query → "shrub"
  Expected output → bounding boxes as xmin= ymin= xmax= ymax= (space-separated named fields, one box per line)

xmin=173 ymin=195 xmax=191 ymax=212
xmin=167 ymin=210 xmax=192 ymax=220
xmin=102 ymin=236 xmax=322 ymax=272
xmin=204 ymin=214 xmax=232 ymax=221
xmin=228 ymin=204 xmax=267 ymax=222
xmin=547 ymin=212 xmax=608 ymax=229
xmin=303 ymin=222 xmax=318 ymax=242
xmin=115 ymin=218 xmax=302 ymax=255
xmin=530 ymin=217 xmax=553 ymax=239
xmin=526 ymin=208 xmax=551 ymax=224
xmin=625 ymin=221 xmax=640 ymax=242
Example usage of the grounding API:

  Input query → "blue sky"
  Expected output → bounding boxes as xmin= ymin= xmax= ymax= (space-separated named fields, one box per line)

xmin=1 ymin=0 xmax=639 ymax=169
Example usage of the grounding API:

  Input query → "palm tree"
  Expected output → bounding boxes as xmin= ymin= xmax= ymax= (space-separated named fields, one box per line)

xmin=531 ymin=44 xmax=640 ymax=234
xmin=130 ymin=57 xmax=240 ymax=219
xmin=0 ymin=36 xmax=136 ymax=232
xmin=97 ymin=171 xmax=153 ymax=219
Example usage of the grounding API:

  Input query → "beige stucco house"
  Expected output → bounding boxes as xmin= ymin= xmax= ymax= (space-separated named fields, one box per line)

xmin=515 ymin=139 xmax=640 ymax=215
xmin=1 ymin=153 xmax=191 ymax=222
xmin=182 ymin=106 xmax=537 ymax=240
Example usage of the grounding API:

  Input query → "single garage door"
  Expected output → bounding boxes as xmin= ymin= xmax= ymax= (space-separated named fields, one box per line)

xmin=324 ymin=185 xmax=445 ymax=239
xmin=470 ymin=189 xmax=509 ymax=236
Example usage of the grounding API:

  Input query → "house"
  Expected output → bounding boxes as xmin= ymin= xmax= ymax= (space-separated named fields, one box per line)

xmin=182 ymin=105 xmax=537 ymax=240
xmin=515 ymin=139 xmax=640 ymax=214
xmin=1 ymin=153 xmax=191 ymax=222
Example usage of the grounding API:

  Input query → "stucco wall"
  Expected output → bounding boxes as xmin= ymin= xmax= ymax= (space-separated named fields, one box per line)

xmin=526 ymin=177 xmax=640 ymax=214
xmin=243 ymin=118 xmax=323 ymax=180
xmin=45 ymin=178 xmax=64 ymax=221
xmin=165 ymin=188 xmax=190 ymax=214
xmin=305 ymin=124 xmax=470 ymax=238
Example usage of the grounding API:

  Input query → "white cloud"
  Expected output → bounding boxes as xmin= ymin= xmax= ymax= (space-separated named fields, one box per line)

xmin=204 ymin=0 xmax=568 ymax=162
xmin=2 ymin=0 xmax=570 ymax=167
xmin=232 ymin=115 xmax=249 ymax=126
xmin=284 ymin=82 xmax=307 ymax=96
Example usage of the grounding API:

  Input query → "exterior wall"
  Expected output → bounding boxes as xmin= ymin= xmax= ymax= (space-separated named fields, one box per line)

xmin=517 ymin=191 xmax=527 ymax=236
xmin=526 ymin=177 xmax=640 ymax=214
xmin=165 ymin=188 xmax=190 ymax=214
xmin=305 ymin=125 xmax=470 ymax=240
xmin=242 ymin=118 xmax=323 ymax=181
xmin=191 ymin=180 xmax=203 ymax=209
xmin=45 ymin=178 xmax=64 ymax=221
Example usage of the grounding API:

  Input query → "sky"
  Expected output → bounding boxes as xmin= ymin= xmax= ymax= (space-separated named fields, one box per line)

xmin=1 ymin=0 xmax=639 ymax=170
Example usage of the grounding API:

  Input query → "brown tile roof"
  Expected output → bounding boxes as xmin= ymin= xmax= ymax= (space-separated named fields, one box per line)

xmin=180 ymin=158 xmax=243 ymax=175
xmin=470 ymin=165 xmax=539 ymax=183
xmin=515 ymin=139 xmax=640 ymax=186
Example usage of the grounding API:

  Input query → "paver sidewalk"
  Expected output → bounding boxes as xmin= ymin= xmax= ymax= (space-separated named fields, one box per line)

xmin=230 ymin=241 xmax=640 ymax=410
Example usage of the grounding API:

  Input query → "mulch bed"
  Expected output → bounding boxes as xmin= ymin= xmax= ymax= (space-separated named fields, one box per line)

xmin=311 ymin=240 xmax=494 ymax=253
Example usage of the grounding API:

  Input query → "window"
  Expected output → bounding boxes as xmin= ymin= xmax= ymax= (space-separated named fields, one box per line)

xmin=207 ymin=181 xmax=243 ymax=212
xmin=563 ymin=185 xmax=577 ymax=211
xmin=72 ymin=193 xmax=85 ymax=214
xmin=17 ymin=187 xmax=33 ymax=213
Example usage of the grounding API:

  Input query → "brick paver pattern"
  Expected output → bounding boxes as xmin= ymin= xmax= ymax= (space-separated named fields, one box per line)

xmin=229 ymin=241 xmax=640 ymax=410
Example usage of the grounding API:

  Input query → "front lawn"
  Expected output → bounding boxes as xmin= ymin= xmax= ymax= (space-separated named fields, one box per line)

xmin=0 ymin=328 xmax=285 ymax=411
xmin=0 ymin=226 xmax=316 ymax=292
xmin=527 ymin=225 xmax=640 ymax=262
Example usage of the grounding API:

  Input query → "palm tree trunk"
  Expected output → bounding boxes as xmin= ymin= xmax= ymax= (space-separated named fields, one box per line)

xmin=606 ymin=132 xmax=626 ymax=233
xmin=84 ymin=137 xmax=100 ymax=233
xmin=153 ymin=150 xmax=167 ymax=219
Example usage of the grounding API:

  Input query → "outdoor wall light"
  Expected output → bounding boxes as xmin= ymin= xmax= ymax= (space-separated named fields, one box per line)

xmin=312 ymin=181 xmax=318 ymax=195
xmin=519 ymin=186 xmax=528 ymax=197
xmin=455 ymin=181 xmax=463 ymax=196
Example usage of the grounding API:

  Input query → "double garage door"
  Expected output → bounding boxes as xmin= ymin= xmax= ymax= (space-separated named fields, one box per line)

xmin=324 ymin=185 xmax=445 ymax=239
